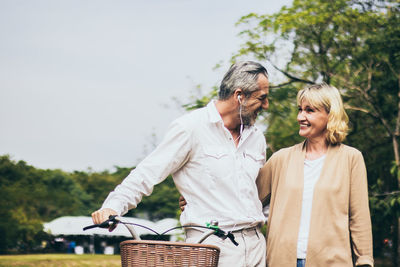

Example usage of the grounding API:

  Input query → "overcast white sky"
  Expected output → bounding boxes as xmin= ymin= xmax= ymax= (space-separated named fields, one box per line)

xmin=0 ymin=0 xmax=292 ymax=172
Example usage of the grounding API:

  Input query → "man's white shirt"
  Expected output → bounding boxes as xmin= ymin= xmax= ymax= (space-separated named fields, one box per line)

xmin=102 ymin=101 xmax=267 ymax=228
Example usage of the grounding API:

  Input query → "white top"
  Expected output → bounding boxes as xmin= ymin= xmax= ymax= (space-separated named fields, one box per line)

xmin=101 ymin=101 xmax=267 ymax=228
xmin=297 ymin=155 xmax=326 ymax=259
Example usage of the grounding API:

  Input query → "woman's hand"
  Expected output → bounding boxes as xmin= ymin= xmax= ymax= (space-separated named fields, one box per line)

xmin=179 ymin=195 xmax=187 ymax=211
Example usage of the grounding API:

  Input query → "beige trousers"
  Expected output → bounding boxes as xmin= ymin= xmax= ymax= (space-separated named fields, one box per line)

xmin=185 ymin=227 xmax=266 ymax=267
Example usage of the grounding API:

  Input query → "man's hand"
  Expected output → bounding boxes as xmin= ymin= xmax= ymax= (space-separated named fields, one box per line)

xmin=91 ymin=208 xmax=118 ymax=227
xmin=179 ymin=195 xmax=187 ymax=211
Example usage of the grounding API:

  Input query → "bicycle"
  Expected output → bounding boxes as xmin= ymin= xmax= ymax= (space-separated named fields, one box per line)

xmin=83 ymin=215 xmax=238 ymax=267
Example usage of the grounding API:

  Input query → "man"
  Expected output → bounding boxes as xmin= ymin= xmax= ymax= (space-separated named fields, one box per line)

xmin=92 ymin=61 xmax=269 ymax=266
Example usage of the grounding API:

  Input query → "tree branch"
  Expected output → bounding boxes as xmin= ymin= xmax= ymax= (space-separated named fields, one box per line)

xmin=370 ymin=190 xmax=400 ymax=197
xmin=330 ymin=71 xmax=394 ymax=137
xmin=345 ymin=105 xmax=371 ymax=114
xmin=269 ymin=81 xmax=298 ymax=89
xmin=269 ymin=61 xmax=315 ymax=85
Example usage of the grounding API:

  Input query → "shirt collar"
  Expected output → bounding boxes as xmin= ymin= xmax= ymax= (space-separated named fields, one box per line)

xmin=207 ymin=100 xmax=223 ymax=123
xmin=206 ymin=100 xmax=257 ymax=133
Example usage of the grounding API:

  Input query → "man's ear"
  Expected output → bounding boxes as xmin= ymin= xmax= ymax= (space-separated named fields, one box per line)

xmin=234 ymin=89 xmax=243 ymax=104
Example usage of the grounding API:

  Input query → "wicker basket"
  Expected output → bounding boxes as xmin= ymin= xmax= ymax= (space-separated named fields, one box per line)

xmin=120 ymin=240 xmax=220 ymax=267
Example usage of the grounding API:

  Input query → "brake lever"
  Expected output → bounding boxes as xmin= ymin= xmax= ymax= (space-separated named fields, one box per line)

xmin=213 ymin=229 xmax=239 ymax=246
xmin=107 ymin=215 xmax=119 ymax=232
xmin=226 ymin=231 xmax=239 ymax=246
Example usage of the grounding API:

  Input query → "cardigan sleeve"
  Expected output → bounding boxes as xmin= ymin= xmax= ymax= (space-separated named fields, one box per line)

xmin=349 ymin=150 xmax=374 ymax=267
xmin=256 ymin=153 xmax=275 ymax=206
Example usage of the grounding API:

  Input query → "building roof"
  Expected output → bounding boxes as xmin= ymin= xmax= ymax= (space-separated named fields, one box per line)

xmin=43 ymin=216 xmax=182 ymax=238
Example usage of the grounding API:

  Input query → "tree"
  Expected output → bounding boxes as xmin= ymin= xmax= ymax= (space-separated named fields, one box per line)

xmin=0 ymin=156 xmax=47 ymax=253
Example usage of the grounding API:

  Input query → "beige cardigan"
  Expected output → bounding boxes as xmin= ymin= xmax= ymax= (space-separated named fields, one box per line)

xmin=257 ymin=142 xmax=373 ymax=267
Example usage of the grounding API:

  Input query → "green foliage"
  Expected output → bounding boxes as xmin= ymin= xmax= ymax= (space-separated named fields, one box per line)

xmin=0 ymin=156 xmax=45 ymax=253
xmin=38 ymin=169 xmax=91 ymax=220
xmin=0 ymin=156 xmax=92 ymax=253
xmin=70 ymin=170 xmax=122 ymax=214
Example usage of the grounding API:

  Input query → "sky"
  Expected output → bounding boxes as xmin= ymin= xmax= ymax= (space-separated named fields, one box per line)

xmin=0 ymin=0 xmax=292 ymax=172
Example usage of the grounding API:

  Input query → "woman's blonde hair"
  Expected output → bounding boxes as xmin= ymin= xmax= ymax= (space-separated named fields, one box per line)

xmin=297 ymin=83 xmax=349 ymax=144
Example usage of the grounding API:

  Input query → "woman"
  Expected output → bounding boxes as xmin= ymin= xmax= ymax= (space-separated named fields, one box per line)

xmin=257 ymin=83 xmax=373 ymax=266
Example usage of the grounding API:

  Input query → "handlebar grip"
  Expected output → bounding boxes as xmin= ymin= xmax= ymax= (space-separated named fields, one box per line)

xmin=82 ymin=222 xmax=110 ymax=231
xmin=83 ymin=224 xmax=98 ymax=231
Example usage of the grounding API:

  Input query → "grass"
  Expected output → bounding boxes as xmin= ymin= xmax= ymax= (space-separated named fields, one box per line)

xmin=0 ymin=254 xmax=393 ymax=267
xmin=0 ymin=254 xmax=121 ymax=267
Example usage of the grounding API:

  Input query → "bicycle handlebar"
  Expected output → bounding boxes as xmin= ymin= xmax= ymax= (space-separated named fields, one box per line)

xmin=83 ymin=215 xmax=238 ymax=246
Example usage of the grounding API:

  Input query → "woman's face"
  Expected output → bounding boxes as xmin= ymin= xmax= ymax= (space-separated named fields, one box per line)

xmin=297 ymin=99 xmax=329 ymax=140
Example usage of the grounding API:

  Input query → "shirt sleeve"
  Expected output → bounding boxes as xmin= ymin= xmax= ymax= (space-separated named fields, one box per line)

xmin=349 ymin=151 xmax=374 ymax=267
xmin=101 ymin=119 xmax=192 ymax=216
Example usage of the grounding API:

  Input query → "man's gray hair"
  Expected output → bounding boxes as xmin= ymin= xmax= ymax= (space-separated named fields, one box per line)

xmin=218 ymin=61 xmax=268 ymax=100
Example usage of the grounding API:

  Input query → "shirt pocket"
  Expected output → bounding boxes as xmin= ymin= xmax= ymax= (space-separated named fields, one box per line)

xmin=243 ymin=150 xmax=264 ymax=181
xmin=202 ymin=146 xmax=232 ymax=182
